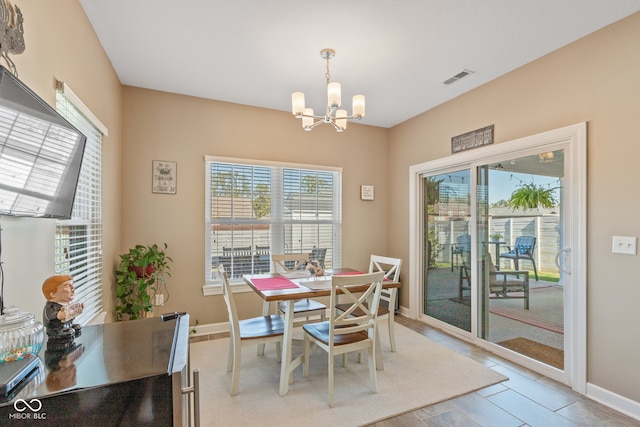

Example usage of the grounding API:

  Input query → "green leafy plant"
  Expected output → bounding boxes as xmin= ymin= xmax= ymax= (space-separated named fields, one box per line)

xmin=491 ymin=233 xmax=503 ymax=241
xmin=115 ymin=243 xmax=172 ymax=321
xmin=507 ymin=182 xmax=559 ymax=211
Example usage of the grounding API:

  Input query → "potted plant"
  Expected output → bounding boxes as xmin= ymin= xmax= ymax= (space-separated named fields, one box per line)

xmin=491 ymin=233 xmax=503 ymax=243
xmin=114 ymin=243 xmax=172 ymax=321
xmin=507 ymin=182 xmax=559 ymax=210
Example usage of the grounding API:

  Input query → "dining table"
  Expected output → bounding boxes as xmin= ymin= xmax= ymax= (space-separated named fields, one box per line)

xmin=242 ymin=268 xmax=401 ymax=396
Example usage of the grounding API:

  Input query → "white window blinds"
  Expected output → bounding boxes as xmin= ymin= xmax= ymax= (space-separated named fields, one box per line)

xmin=205 ymin=157 xmax=342 ymax=283
xmin=54 ymin=91 xmax=103 ymax=324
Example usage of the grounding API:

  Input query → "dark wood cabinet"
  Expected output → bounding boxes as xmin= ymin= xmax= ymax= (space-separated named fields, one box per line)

xmin=0 ymin=314 xmax=192 ymax=426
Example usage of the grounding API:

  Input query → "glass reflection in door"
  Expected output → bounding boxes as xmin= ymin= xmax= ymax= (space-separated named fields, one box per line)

xmin=423 ymin=169 xmax=471 ymax=332
xmin=479 ymin=150 xmax=565 ymax=370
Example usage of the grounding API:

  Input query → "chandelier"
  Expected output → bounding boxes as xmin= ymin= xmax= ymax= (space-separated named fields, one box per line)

xmin=291 ymin=48 xmax=365 ymax=132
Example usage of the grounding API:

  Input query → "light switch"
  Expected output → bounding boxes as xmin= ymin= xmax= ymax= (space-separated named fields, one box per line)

xmin=612 ymin=236 xmax=637 ymax=255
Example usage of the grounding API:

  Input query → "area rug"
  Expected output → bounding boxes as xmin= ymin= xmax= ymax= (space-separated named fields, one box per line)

xmin=190 ymin=322 xmax=507 ymax=427
xmin=498 ymin=337 xmax=564 ymax=370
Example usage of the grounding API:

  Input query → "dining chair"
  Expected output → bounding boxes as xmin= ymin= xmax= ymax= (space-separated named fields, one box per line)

xmin=219 ymin=264 xmax=285 ymax=396
xmin=335 ymin=255 xmax=402 ymax=352
xmin=272 ymin=253 xmax=327 ymax=322
xmin=302 ymin=271 xmax=385 ymax=407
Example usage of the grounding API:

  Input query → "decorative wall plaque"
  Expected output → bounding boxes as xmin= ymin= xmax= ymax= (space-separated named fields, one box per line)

xmin=152 ymin=160 xmax=177 ymax=194
xmin=360 ymin=185 xmax=374 ymax=201
xmin=451 ymin=125 xmax=494 ymax=154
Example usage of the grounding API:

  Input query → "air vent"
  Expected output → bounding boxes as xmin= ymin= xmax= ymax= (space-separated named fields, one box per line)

xmin=443 ymin=69 xmax=474 ymax=85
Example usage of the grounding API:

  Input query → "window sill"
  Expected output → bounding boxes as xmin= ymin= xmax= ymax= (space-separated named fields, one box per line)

xmin=202 ymin=282 xmax=252 ymax=296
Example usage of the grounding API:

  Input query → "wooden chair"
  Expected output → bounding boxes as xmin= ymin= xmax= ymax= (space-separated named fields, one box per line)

xmin=487 ymin=254 xmax=530 ymax=309
xmin=219 ymin=264 xmax=285 ymax=396
xmin=303 ymin=271 xmax=385 ymax=407
xmin=272 ymin=253 xmax=327 ymax=322
xmin=499 ymin=236 xmax=538 ymax=280
xmin=335 ymin=255 xmax=402 ymax=352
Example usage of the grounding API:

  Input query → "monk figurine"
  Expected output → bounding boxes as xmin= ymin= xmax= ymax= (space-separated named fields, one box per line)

xmin=42 ymin=275 xmax=84 ymax=340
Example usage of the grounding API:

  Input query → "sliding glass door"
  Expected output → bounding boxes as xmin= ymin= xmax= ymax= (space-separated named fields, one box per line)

xmin=423 ymin=169 xmax=472 ymax=332
xmin=421 ymin=152 xmax=566 ymax=367
xmin=412 ymin=123 xmax=585 ymax=388
xmin=478 ymin=150 xmax=565 ymax=371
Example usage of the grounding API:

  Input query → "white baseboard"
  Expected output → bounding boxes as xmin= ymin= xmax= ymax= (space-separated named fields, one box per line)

xmin=190 ymin=321 xmax=229 ymax=337
xmin=586 ymin=382 xmax=640 ymax=421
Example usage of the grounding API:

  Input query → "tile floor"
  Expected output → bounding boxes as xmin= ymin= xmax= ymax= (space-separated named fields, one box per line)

xmin=367 ymin=316 xmax=639 ymax=427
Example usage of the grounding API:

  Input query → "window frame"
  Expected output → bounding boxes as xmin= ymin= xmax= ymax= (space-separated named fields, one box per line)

xmin=54 ymin=89 xmax=104 ymax=325
xmin=203 ymin=156 xmax=342 ymax=295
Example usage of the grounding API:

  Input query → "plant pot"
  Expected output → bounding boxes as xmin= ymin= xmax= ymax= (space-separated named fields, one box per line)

xmin=133 ymin=264 xmax=156 ymax=278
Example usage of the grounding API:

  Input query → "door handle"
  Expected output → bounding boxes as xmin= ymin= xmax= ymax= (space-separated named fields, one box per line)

xmin=555 ymin=248 xmax=571 ymax=275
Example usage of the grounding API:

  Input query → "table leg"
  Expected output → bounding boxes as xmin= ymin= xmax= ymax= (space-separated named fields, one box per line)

xmin=279 ymin=300 xmax=297 ymax=396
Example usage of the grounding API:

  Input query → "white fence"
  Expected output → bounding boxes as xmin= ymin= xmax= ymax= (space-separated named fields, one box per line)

xmin=434 ymin=215 xmax=560 ymax=274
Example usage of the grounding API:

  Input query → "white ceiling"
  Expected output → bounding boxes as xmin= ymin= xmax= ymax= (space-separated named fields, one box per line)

xmin=80 ymin=0 xmax=640 ymax=129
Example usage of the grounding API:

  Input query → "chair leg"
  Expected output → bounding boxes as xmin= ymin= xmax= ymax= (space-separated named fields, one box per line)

xmin=328 ymin=352 xmax=335 ymax=408
xmin=368 ymin=345 xmax=377 ymax=393
xmin=530 ymin=258 xmax=539 ymax=281
xmin=227 ymin=340 xmax=234 ymax=372
xmin=303 ymin=336 xmax=311 ymax=377
xmin=388 ymin=314 xmax=397 ymax=352
xmin=230 ymin=343 xmax=241 ymax=396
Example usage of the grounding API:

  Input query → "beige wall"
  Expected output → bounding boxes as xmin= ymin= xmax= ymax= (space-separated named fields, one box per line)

xmin=389 ymin=12 xmax=640 ymax=403
xmin=2 ymin=2 xmax=122 ymax=317
xmin=121 ymin=87 xmax=390 ymax=325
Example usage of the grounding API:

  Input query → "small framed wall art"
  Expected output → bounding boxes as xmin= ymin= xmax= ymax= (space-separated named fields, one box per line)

xmin=360 ymin=185 xmax=374 ymax=201
xmin=152 ymin=160 xmax=177 ymax=194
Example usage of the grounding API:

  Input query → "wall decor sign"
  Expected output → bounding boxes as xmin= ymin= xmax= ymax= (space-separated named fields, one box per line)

xmin=451 ymin=124 xmax=494 ymax=154
xmin=360 ymin=185 xmax=375 ymax=201
xmin=152 ymin=160 xmax=177 ymax=194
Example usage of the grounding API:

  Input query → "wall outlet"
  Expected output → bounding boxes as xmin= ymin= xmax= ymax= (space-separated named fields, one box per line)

xmin=155 ymin=294 xmax=165 ymax=305
xmin=612 ymin=236 xmax=637 ymax=255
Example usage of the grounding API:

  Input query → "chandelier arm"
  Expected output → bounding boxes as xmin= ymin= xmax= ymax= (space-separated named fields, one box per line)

xmin=308 ymin=120 xmax=326 ymax=130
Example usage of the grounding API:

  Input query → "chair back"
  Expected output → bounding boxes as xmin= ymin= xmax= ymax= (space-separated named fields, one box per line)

xmin=329 ymin=271 xmax=385 ymax=341
xmin=309 ymin=247 xmax=327 ymax=267
xmin=219 ymin=264 xmax=240 ymax=343
xmin=271 ymin=253 xmax=309 ymax=273
xmin=456 ymin=234 xmax=471 ymax=251
xmin=369 ymin=255 xmax=402 ymax=308
xmin=514 ymin=236 xmax=536 ymax=256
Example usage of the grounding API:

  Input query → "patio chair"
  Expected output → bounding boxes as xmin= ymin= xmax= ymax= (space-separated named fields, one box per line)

xmin=499 ymin=236 xmax=538 ymax=281
xmin=488 ymin=253 xmax=530 ymax=309
xmin=451 ymin=234 xmax=471 ymax=271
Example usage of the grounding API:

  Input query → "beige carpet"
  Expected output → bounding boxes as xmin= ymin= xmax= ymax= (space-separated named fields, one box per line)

xmin=190 ymin=322 xmax=507 ymax=426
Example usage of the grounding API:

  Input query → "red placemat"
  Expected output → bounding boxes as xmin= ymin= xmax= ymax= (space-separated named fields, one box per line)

xmin=251 ymin=276 xmax=299 ymax=291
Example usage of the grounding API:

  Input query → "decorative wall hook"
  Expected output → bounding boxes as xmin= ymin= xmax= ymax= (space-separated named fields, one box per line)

xmin=0 ymin=0 xmax=25 ymax=76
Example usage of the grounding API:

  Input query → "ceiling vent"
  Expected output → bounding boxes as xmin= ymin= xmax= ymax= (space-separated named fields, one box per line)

xmin=443 ymin=69 xmax=474 ymax=85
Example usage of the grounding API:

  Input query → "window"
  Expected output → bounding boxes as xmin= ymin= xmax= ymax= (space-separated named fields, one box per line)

xmin=54 ymin=90 xmax=103 ymax=324
xmin=205 ymin=156 xmax=342 ymax=284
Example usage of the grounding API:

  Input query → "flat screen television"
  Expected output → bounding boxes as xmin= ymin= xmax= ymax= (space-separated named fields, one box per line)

xmin=0 ymin=65 xmax=87 ymax=219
